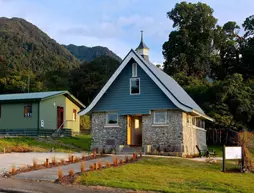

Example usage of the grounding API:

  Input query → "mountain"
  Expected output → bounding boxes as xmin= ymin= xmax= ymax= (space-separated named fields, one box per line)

xmin=0 ymin=17 xmax=79 ymax=72
xmin=64 ymin=44 xmax=122 ymax=62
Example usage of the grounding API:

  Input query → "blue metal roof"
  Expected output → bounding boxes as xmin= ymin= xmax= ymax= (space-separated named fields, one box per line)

xmin=0 ymin=91 xmax=65 ymax=101
xmin=134 ymin=51 xmax=205 ymax=114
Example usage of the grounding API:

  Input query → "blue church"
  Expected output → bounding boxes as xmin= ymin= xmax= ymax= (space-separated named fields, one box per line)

xmin=79 ymin=32 xmax=213 ymax=156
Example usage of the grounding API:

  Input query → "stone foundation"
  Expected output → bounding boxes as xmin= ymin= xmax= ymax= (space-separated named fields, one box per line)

xmin=142 ymin=110 xmax=183 ymax=152
xmin=91 ymin=113 xmax=127 ymax=150
xmin=91 ymin=111 xmax=207 ymax=156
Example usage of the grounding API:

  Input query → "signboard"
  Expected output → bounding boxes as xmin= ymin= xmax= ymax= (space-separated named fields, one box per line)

xmin=225 ymin=146 xmax=242 ymax=160
xmin=222 ymin=146 xmax=243 ymax=172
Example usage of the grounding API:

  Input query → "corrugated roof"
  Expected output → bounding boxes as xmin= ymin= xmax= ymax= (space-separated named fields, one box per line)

xmin=0 ymin=91 xmax=65 ymax=101
xmin=134 ymin=51 xmax=205 ymax=114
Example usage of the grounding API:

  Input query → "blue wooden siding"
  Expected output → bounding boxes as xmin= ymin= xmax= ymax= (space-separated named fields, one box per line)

xmin=91 ymin=59 xmax=177 ymax=115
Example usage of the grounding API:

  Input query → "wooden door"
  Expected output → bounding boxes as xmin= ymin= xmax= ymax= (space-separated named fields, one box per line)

xmin=57 ymin=106 xmax=64 ymax=129
xmin=127 ymin=115 xmax=132 ymax=145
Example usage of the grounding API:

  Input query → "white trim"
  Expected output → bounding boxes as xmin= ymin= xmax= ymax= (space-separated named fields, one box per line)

xmin=104 ymin=125 xmax=120 ymax=128
xmin=153 ymin=110 xmax=167 ymax=125
xmin=106 ymin=112 xmax=118 ymax=125
xmin=130 ymin=78 xmax=140 ymax=95
xmin=152 ymin=124 xmax=168 ymax=127
xmin=194 ymin=126 xmax=207 ymax=132
xmin=132 ymin=63 xmax=137 ymax=77
xmin=78 ymin=49 xmax=213 ymax=122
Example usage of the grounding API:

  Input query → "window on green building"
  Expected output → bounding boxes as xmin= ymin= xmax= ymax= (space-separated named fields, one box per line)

xmin=24 ymin=104 xmax=32 ymax=118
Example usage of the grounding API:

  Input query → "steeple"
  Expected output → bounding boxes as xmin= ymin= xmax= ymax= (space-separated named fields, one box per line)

xmin=135 ymin=30 xmax=149 ymax=62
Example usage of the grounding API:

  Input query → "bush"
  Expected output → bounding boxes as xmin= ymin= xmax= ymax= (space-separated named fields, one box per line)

xmin=236 ymin=131 xmax=254 ymax=172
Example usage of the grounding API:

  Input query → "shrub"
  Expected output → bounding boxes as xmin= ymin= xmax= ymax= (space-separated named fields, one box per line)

xmin=58 ymin=168 xmax=63 ymax=181
xmin=89 ymin=164 xmax=94 ymax=170
xmin=98 ymin=162 xmax=102 ymax=169
xmin=80 ymin=162 xmax=85 ymax=173
xmin=133 ymin=153 xmax=137 ymax=160
xmin=236 ymin=131 xmax=254 ymax=172
xmin=68 ymin=155 xmax=74 ymax=163
xmin=69 ymin=168 xmax=75 ymax=176
xmin=33 ymin=159 xmax=38 ymax=169
xmin=119 ymin=159 xmax=123 ymax=164
xmin=113 ymin=157 xmax=118 ymax=166
xmin=93 ymin=163 xmax=98 ymax=170
xmin=139 ymin=152 xmax=142 ymax=158
xmin=105 ymin=161 xmax=111 ymax=168
xmin=52 ymin=157 xmax=57 ymax=166
xmin=125 ymin=156 xmax=129 ymax=163
xmin=60 ymin=158 xmax=65 ymax=165
xmin=10 ymin=164 xmax=16 ymax=175
xmin=74 ymin=156 xmax=80 ymax=162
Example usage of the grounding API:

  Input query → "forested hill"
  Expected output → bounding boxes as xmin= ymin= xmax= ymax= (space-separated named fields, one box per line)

xmin=64 ymin=44 xmax=122 ymax=62
xmin=0 ymin=17 xmax=79 ymax=72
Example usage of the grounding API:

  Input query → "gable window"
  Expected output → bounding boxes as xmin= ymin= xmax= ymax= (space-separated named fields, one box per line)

xmin=132 ymin=63 xmax=137 ymax=77
xmin=24 ymin=104 xmax=32 ymax=118
xmin=106 ymin=113 xmax=118 ymax=125
xmin=154 ymin=111 xmax=167 ymax=124
xmin=73 ymin=109 xmax=77 ymax=121
xmin=130 ymin=78 xmax=140 ymax=94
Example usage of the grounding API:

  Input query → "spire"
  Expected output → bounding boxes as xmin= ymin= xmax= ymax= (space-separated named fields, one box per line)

xmin=135 ymin=30 xmax=149 ymax=62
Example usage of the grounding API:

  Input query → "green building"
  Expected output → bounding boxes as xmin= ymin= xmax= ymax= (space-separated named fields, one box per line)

xmin=0 ymin=91 xmax=85 ymax=136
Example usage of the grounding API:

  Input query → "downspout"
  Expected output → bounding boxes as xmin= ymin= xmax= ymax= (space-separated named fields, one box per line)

xmin=37 ymin=101 xmax=40 ymax=135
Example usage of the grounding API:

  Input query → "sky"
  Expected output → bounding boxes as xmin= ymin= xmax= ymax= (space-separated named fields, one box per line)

xmin=0 ymin=0 xmax=254 ymax=64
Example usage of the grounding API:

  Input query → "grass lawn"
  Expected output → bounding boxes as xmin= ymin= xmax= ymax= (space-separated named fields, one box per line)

xmin=56 ymin=134 xmax=91 ymax=151
xmin=208 ymin=145 xmax=223 ymax=157
xmin=0 ymin=135 xmax=91 ymax=153
xmin=0 ymin=137 xmax=76 ymax=152
xmin=77 ymin=157 xmax=254 ymax=193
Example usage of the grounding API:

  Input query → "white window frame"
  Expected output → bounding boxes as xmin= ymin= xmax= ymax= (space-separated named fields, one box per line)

xmin=106 ymin=112 xmax=118 ymax=125
xmin=130 ymin=78 xmax=140 ymax=95
xmin=153 ymin=110 xmax=168 ymax=125
xmin=132 ymin=63 xmax=137 ymax=77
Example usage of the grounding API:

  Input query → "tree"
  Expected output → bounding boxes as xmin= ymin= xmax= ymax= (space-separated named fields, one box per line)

xmin=69 ymin=56 xmax=120 ymax=105
xmin=163 ymin=2 xmax=217 ymax=78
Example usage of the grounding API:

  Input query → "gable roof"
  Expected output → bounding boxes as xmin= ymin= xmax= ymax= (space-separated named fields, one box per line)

xmin=0 ymin=91 xmax=85 ymax=108
xmin=79 ymin=49 xmax=213 ymax=121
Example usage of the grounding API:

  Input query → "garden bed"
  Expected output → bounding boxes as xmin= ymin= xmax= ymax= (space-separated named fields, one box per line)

xmin=5 ymin=151 xmax=104 ymax=177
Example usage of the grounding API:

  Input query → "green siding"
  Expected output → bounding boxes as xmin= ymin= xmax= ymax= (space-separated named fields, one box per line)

xmin=39 ymin=95 xmax=66 ymax=130
xmin=0 ymin=103 xmax=38 ymax=129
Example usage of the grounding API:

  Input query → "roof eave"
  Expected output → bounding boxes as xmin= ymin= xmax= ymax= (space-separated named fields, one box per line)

xmin=191 ymin=110 xmax=215 ymax=122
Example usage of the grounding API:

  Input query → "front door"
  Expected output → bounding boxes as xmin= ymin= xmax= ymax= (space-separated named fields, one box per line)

xmin=57 ymin=106 xmax=64 ymax=129
xmin=127 ymin=116 xmax=142 ymax=146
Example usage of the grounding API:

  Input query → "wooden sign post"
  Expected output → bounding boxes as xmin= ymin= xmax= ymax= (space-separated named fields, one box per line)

xmin=222 ymin=146 xmax=243 ymax=172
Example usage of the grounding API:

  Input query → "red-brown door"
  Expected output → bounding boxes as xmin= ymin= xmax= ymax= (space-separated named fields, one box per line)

xmin=57 ymin=106 xmax=64 ymax=129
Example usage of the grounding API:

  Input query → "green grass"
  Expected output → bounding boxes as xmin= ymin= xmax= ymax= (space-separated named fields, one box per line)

xmin=77 ymin=157 xmax=254 ymax=193
xmin=0 ymin=137 xmax=77 ymax=152
xmin=208 ymin=145 xmax=223 ymax=157
xmin=0 ymin=135 xmax=91 ymax=153
xmin=56 ymin=135 xmax=91 ymax=151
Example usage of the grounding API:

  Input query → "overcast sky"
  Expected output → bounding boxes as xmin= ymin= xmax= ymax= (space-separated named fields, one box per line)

xmin=0 ymin=0 xmax=253 ymax=64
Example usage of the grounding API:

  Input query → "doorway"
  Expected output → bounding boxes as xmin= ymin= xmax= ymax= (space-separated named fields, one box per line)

xmin=127 ymin=115 xmax=142 ymax=146
xmin=57 ymin=106 xmax=64 ymax=129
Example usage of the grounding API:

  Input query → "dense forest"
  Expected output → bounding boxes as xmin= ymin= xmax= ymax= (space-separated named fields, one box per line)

xmin=0 ymin=2 xmax=253 ymax=137
xmin=64 ymin=44 xmax=122 ymax=62
xmin=162 ymin=2 xmax=254 ymax=137
xmin=0 ymin=17 xmax=121 ymax=105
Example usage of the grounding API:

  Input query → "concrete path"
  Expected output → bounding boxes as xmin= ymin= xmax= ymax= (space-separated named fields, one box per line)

xmin=15 ymin=155 xmax=129 ymax=181
xmin=0 ymin=152 xmax=85 ymax=174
